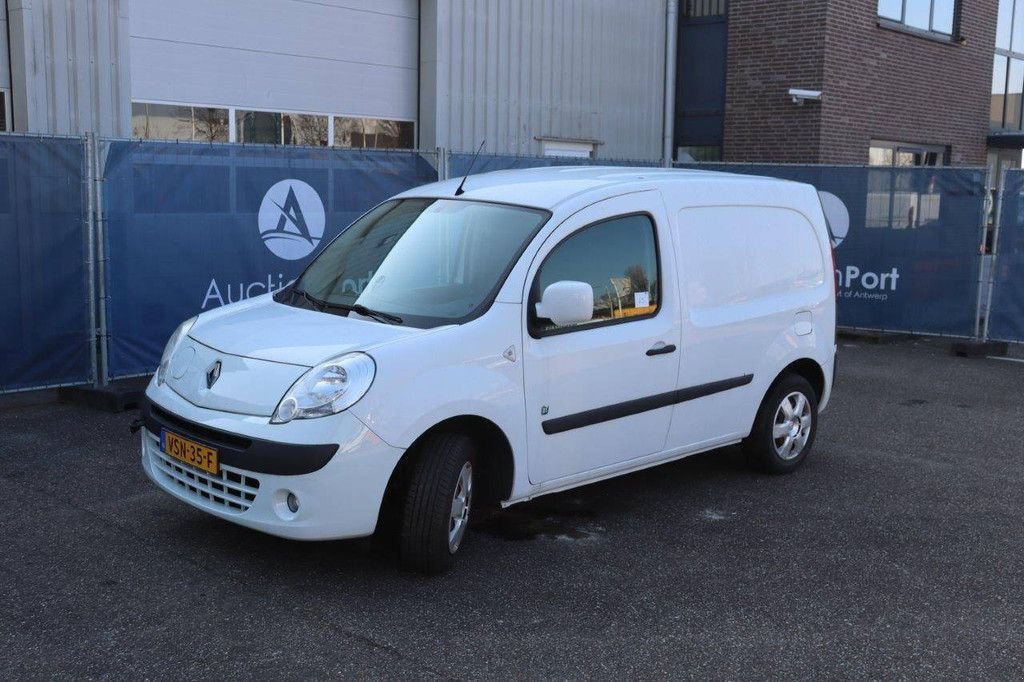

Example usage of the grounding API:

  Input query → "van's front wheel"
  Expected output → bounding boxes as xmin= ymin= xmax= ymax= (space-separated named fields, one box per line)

xmin=399 ymin=433 xmax=475 ymax=574
xmin=744 ymin=374 xmax=818 ymax=474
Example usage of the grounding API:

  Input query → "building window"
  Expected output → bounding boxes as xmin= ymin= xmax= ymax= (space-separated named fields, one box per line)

xmin=993 ymin=55 xmax=1010 ymax=129
xmin=131 ymin=102 xmax=229 ymax=142
xmin=992 ymin=1 xmax=1024 ymax=130
xmin=877 ymin=0 xmax=957 ymax=36
xmin=285 ymin=114 xmax=329 ymax=146
xmin=133 ymin=104 xmax=414 ymax=149
xmin=868 ymin=140 xmax=945 ymax=229
xmin=236 ymin=110 xmax=329 ymax=146
xmin=677 ymin=145 xmax=722 ymax=162
xmin=334 ymin=117 xmax=414 ymax=149
xmin=0 ymin=90 xmax=9 ymax=132
xmin=683 ymin=0 xmax=727 ymax=19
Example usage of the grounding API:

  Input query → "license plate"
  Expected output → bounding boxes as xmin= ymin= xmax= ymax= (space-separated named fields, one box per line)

xmin=161 ymin=430 xmax=219 ymax=476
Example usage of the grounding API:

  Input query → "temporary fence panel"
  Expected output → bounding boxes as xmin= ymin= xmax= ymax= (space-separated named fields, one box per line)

xmin=0 ymin=136 xmax=92 ymax=393
xmin=676 ymin=164 xmax=987 ymax=337
xmin=100 ymin=141 xmax=438 ymax=378
xmin=448 ymin=152 xmax=661 ymax=178
xmin=988 ymin=169 xmax=1024 ymax=343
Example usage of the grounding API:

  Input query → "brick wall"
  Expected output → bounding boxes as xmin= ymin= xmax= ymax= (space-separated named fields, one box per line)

xmin=820 ymin=1 xmax=996 ymax=165
xmin=722 ymin=0 xmax=997 ymax=165
xmin=722 ymin=0 xmax=829 ymax=163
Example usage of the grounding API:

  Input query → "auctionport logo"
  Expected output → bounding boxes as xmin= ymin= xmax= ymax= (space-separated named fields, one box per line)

xmin=818 ymin=191 xmax=900 ymax=298
xmin=258 ymin=179 xmax=325 ymax=260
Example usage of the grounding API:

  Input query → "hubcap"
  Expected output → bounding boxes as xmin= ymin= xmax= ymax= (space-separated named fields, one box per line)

xmin=772 ymin=391 xmax=813 ymax=461
xmin=448 ymin=462 xmax=473 ymax=553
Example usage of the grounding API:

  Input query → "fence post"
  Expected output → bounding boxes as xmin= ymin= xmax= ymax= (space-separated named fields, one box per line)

xmin=982 ymin=171 xmax=1007 ymax=342
xmin=437 ymin=146 xmax=448 ymax=181
xmin=84 ymin=133 xmax=99 ymax=387
xmin=973 ymin=168 xmax=993 ymax=339
xmin=93 ymin=138 xmax=110 ymax=386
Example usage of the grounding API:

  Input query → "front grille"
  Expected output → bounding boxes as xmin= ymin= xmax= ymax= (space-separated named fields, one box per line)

xmin=149 ymin=402 xmax=253 ymax=450
xmin=146 ymin=430 xmax=260 ymax=513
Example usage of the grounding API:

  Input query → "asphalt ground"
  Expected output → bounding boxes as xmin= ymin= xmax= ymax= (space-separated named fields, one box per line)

xmin=1 ymin=339 xmax=1023 ymax=679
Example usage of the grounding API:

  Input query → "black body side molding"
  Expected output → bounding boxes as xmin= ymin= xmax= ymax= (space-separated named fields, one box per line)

xmin=541 ymin=374 xmax=754 ymax=435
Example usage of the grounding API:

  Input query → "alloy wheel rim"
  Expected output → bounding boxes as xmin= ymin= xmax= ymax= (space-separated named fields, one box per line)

xmin=448 ymin=462 xmax=473 ymax=553
xmin=773 ymin=391 xmax=812 ymax=460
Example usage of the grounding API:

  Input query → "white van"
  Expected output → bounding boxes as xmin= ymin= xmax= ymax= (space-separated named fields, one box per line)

xmin=140 ymin=167 xmax=836 ymax=573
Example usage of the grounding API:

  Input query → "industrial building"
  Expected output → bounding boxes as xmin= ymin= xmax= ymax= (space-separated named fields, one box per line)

xmin=0 ymin=0 xmax=1010 ymax=171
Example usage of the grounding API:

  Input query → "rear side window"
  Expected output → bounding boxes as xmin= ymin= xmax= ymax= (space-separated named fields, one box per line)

xmin=676 ymin=206 xmax=825 ymax=308
xmin=532 ymin=214 xmax=660 ymax=334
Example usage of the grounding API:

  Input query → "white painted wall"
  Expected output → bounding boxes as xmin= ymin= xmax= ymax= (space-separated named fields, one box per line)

xmin=129 ymin=0 xmax=419 ymax=121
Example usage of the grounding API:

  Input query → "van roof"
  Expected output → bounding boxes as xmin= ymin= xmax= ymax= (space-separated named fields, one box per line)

xmin=396 ymin=165 xmax=799 ymax=211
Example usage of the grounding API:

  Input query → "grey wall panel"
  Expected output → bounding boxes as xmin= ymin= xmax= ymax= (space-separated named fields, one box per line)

xmin=129 ymin=0 xmax=418 ymax=120
xmin=0 ymin=11 xmax=9 ymax=93
xmin=422 ymin=0 xmax=667 ymax=160
xmin=7 ymin=0 xmax=130 ymax=135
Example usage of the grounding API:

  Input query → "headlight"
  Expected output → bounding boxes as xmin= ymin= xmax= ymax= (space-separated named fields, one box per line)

xmin=271 ymin=352 xmax=375 ymax=424
xmin=156 ymin=316 xmax=197 ymax=386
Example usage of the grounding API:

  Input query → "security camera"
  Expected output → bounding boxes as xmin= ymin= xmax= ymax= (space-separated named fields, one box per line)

xmin=789 ymin=88 xmax=822 ymax=105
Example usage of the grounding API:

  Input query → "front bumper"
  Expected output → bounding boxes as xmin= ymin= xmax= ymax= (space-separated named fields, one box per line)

xmin=140 ymin=383 xmax=404 ymax=540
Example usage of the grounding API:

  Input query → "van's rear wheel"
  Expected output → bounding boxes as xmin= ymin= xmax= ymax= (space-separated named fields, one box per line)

xmin=399 ymin=432 xmax=474 ymax=574
xmin=744 ymin=374 xmax=818 ymax=474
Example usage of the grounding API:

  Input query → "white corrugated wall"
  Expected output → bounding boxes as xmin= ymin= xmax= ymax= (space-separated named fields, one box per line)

xmin=422 ymin=0 xmax=667 ymax=160
xmin=7 ymin=0 xmax=131 ymax=136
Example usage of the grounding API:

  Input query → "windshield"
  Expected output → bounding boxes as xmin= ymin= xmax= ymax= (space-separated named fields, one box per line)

xmin=288 ymin=198 xmax=549 ymax=327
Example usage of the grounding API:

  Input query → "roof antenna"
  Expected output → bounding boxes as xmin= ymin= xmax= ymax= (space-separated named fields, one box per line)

xmin=454 ymin=140 xmax=485 ymax=196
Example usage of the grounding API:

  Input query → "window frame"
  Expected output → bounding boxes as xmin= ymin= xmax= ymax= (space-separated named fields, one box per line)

xmin=0 ymin=89 xmax=10 ymax=132
xmin=131 ymin=100 xmax=231 ymax=142
xmin=877 ymin=0 xmax=959 ymax=39
xmin=333 ymin=116 xmax=417 ymax=149
xmin=993 ymin=1 xmax=1024 ymax=131
xmin=527 ymin=211 xmax=663 ymax=340
xmin=867 ymin=140 xmax=947 ymax=230
xmin=131 ymin=100 xmax=418 ymax=148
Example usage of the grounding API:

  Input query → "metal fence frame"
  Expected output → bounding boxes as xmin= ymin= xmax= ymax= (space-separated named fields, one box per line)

xmin=1 ymin=139 xmax=1020 ymax=394
xmin=0 ymin=132 xmax=95 ymax=394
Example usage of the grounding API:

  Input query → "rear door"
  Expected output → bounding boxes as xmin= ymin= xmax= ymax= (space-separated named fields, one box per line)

xmin=522 ymin=191 xmax=682 ymax=485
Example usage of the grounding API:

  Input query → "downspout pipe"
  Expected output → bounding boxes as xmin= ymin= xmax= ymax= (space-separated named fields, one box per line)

xmin=662 ymin=0 xmax=678 ymax=168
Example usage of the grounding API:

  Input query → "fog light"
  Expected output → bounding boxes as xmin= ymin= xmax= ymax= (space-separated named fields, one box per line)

xmin=286 ymin=492 xmax=300 ymax=513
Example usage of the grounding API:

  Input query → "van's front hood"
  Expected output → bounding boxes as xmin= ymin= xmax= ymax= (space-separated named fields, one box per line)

xmin=188 ymin=295 xmax=425 ymax=367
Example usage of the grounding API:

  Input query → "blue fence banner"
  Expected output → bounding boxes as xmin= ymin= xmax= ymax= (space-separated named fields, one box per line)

xmin=449 ymin=152 xmax=660 ymax=178
xmin=989 ymin=169 xmax=1024 ymax=343
xmin=101 ymin=141 xmax=438 ymax=378
xmin=0 ymin=136 xmax=91 ymax=392
xmin=677 ymin=164 xmax=987 ymax=336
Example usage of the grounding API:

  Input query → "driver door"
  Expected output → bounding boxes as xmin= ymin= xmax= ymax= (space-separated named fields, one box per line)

xmin=522 ymin=191 xmax=681 ymax=485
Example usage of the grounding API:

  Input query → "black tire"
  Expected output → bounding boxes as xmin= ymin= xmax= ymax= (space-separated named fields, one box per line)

xmin=399 ymin=432 xmax=475 ymax=574
xmin=743 ymin=374 xmax=819 ymax=474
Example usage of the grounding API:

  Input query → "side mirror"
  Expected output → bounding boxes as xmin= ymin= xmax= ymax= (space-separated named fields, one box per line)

xmin=535 ymin=281 xmax=594 ymax=327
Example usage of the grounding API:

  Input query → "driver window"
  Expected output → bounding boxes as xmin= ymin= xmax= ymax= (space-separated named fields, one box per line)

xmin=534 ymin=214 xmax=660 ymax=333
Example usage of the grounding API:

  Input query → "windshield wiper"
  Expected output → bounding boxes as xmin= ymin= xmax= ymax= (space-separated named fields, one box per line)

xmin=293 ymin=287 xmax=325 ymax=311
xmin=291 ymin=287 xmax=403 ymax=324
xmin=326 ymin=301 xmax=403 ymax=325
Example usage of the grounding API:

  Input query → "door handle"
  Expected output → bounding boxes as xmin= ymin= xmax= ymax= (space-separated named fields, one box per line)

xmin=646 ymin=343 xmax=677 ymax=356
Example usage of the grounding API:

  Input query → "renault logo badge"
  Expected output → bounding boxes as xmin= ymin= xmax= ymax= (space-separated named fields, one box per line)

xmin=206 ymin=360 xmax=222 ymax=389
